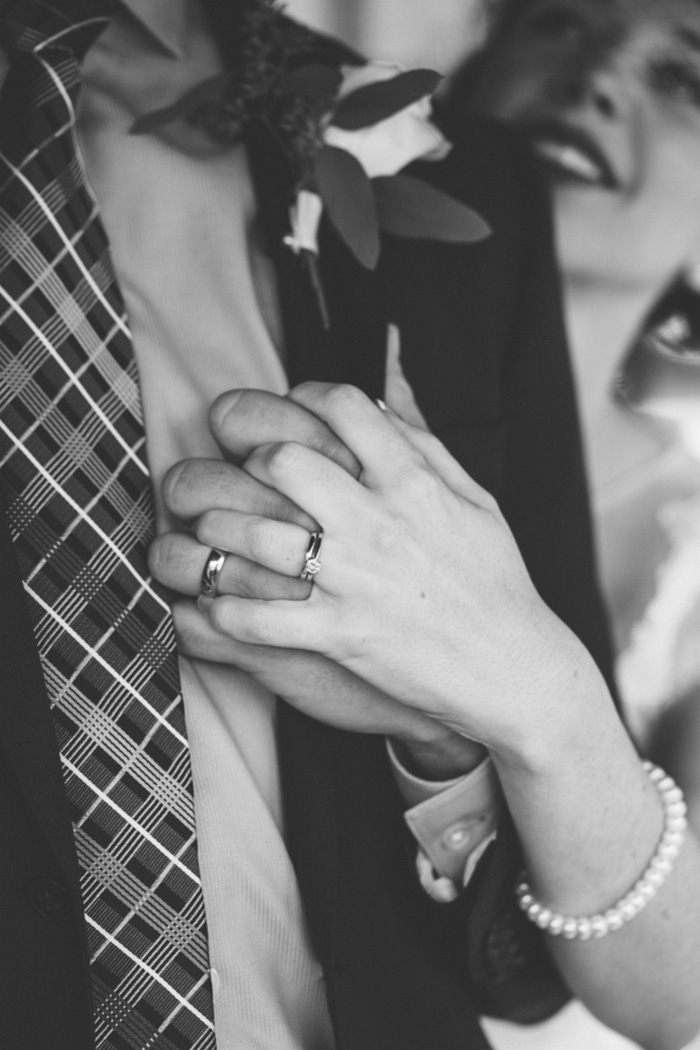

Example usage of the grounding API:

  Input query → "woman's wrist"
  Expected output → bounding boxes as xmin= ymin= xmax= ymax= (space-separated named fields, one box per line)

xmin=463 ymin=610 xmax=612 ymax=773
xmin=516 ymin=761 xmax=687 ymax=940
xmin=492 ymin=688 xmax=666 ymax=915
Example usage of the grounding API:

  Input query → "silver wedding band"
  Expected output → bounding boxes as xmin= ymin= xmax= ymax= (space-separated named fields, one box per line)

xmin=200 ymin=548 xmax=227 ymax=598
xmin=300 ymin=531 xmax=323 ymax=582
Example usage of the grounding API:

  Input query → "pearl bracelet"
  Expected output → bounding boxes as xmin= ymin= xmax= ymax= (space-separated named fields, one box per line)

xmin=515 ymin=761 xmax=687 ymax=940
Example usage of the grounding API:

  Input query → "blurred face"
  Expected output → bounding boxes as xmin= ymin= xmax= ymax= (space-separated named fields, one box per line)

xmin=471 ymin=0 xmax=700 ymax=293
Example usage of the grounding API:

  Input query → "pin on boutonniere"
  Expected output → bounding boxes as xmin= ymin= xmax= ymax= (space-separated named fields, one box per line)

xmin=132 ymin=1 xmax=489 ymax=327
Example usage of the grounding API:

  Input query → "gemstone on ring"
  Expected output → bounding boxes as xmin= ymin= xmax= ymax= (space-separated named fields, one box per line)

xmin=300 ymin=531 xmax=323 ymax=581
xmin=200 ymin=548 xmax=227 ymax=598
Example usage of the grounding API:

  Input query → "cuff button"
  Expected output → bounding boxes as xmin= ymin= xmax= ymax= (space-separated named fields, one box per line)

xmin=442 ymin=822 xmax=472 ymax=851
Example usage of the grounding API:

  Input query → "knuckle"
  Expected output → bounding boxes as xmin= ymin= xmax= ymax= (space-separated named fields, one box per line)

xmin=370 ymin=516 xmax=403 ymax=563
xmin=481 ymin=490 xmax=500 ymax=516
xmin=405 ymin=461 xmax=441 ymax=501
xmin=422 ymin=431 xmax=448 ymax=459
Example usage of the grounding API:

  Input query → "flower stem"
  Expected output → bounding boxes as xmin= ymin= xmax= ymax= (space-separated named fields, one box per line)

xmin=302 ymin=250 xmax=330 ymax=330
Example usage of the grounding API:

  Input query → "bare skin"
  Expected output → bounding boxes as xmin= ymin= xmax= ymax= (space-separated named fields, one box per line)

xmin=150 ymin=390 xmax=486 ymax=781
xmin=462 ymin=0 xmax=700 ymax=849
xmin=150 ymin=385 xmax=700 ymax=1050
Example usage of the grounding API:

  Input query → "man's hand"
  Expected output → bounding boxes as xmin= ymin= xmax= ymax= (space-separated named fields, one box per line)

xmin=190 ymin=383 xmax=602 ymax=761
xmin=171 ymin=598 xmax=482 ymax=779
xmin=149 ymin=389 xmax=360 ymax=602
xmin=149 ymin=388 xmax=485 ymax=778
xmin=152 ymin=389 xmax=700 ymax=1050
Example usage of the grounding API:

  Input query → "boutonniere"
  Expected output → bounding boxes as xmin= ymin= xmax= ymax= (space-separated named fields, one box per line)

xmin=133 ymin=0 xmax=489 ymax=326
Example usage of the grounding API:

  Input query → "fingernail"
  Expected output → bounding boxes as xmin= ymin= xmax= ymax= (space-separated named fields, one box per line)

xmin=197 ymin=594 xmax=214 ymax=615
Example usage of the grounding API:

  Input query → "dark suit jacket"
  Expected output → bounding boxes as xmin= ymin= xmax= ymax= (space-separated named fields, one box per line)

xmin=0 ymin=4 xmax=617 ymax=1048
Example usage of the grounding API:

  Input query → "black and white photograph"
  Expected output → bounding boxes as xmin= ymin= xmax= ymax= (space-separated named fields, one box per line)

xmin=0 ymin=1 xmax=699 ymax=1048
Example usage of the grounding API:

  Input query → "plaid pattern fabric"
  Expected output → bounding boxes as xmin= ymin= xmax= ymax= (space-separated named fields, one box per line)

xmin=0 ymin=5 xmax=216 ymax=1047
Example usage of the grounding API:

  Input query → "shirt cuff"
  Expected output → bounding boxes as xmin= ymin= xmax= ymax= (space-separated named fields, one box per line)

xmin=387 ymin=742 xmax=502 ymax=896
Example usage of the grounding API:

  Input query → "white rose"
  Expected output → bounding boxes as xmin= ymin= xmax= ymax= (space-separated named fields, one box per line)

xmin=285 ymin=189 xmax=325 ymax=255
xmin=323 ymin=61 xmax=451 ymax=178
xmin=286 ymin=62 xmax=452 ymax=260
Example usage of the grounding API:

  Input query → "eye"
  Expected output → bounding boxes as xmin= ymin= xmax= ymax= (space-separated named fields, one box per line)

xmin=650 ymin=59 xmax=700 ymax=106
xmin=525 ymin=4 xmax=588 ymax=42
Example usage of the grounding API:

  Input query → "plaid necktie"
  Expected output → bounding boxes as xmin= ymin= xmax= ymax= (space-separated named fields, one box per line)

xmin=0 ymin=3 xmax=216 ymax=1047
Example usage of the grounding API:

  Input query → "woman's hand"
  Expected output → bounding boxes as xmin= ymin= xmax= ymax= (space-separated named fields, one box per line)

xmin=194 ymin=382 xmax=601 ymax=761
xmin=149 ymin=387 xmax=486 ymax=778
xmin=150 ymin=384 xmax=700 ymax=1048
xmin=170 ymin=598 xmax=483 ymax=778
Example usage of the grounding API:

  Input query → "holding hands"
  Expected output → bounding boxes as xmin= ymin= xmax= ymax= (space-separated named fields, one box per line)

xmin=151 ymin=383 xmax=700 ymax=1050
xmin=150 ymin=383 xmax=605 ymax=768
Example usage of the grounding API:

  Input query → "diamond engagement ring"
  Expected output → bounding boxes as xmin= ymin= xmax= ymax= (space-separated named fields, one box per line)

xmin=300 ymin=531 xmax=323 ymax=582
xmin=200 ymin=548 xmax=227 ymax=598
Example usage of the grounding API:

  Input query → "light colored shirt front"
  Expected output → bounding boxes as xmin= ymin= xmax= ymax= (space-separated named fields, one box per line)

xmin=78 ymin=7 xmax=333 ymax=1046
xmin=72 ymin=2 xmax=498 ymax=1045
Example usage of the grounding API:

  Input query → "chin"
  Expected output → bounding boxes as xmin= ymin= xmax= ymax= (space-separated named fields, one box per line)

xmin=553 ymin=196 xmax=689 ymax=295
xmin=555 ymin=212 xmax=648 ymax=291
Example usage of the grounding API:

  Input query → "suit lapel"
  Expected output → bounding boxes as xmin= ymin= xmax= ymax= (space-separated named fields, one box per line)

xmin=243 ymin=48 xmax=392 ymax=1017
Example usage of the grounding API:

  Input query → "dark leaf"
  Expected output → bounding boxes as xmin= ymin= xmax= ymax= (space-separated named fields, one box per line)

xmin=374 ymin=174 xmax=491 ymax=244
xmin=332 ymin=69 xmax=442 ymax=131
xmin=315 ymin=147 xmax=380 ymax=269
xmin=131 ymin=74 xmax=229 ymax=134
xmin=278 ymin=64 xmax=343 ymax=100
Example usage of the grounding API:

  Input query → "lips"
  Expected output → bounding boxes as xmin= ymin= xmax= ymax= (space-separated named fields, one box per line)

xmin=519 ymin=120 xmax=619 ymax=188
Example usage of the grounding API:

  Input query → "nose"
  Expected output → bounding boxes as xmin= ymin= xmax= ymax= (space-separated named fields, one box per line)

xmin=551 ymin=51 xmax=630 ymax=120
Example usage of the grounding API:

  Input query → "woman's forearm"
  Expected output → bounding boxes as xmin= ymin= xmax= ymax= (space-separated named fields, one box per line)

xmin=489 ymin=649 xmax=700 ymax=1050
